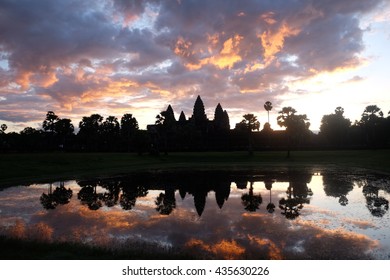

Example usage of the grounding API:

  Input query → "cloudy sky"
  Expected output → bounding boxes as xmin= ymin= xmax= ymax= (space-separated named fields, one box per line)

xmin=1 ymin=0 xmax=390 ymax=132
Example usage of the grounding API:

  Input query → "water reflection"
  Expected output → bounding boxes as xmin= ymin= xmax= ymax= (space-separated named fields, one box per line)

xmin=1 ymin=169 xmax=390 ymax=259
xmin=37 ymin=171 xmax=390 ymax=220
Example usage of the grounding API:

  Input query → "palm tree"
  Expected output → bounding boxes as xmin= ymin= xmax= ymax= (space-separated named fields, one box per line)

xmin=264 ymin=101 xmax=273 ymax=124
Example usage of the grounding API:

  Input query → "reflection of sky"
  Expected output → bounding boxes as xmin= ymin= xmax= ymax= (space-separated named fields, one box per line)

xmin=0 ymin=174 xmax=389 ymax=260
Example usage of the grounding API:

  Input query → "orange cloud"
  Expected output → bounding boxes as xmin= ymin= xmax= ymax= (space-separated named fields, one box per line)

xmin=248 ymin=235 xmax=283 ymax=260
xmin=185 ymin=35 xmax=243 ymax=70
xmin=260 ymin=22 xmax=300 ymax=64
xmin=174 ymin=36 xmax=194 ymax=58
xmin=261 ymin=12 xmax=277 ymax=25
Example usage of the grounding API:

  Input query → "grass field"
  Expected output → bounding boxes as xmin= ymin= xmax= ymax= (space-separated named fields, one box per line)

xmin=1 ymin=150 xmax=390 ymax=187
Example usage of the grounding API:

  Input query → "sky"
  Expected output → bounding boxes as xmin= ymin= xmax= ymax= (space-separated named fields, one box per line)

xmin=1 ymin=0 xmax=390 ymax=132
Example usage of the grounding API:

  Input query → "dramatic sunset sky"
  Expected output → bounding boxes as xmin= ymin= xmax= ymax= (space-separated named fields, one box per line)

xmin=1 ymin=0 xmax=389 ymax=132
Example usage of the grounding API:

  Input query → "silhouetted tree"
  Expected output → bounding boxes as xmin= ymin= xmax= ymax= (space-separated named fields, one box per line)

xmin=358 ymin=105 xmax=386 ymax=148
xmin=78 ymin=114 xmax=103 ymax=151
xmin=42 ymin=111 xmax=59 ymax=133
xmin=320 ymin=107 xmax=351 ymax=147
xmin=101 ymin=116 xmax=120 ymax=151
xmin=17 ymin=127 xmax=44 ymax=151
xmin=277 ymin=107 xmax=310 ymax=158
xmin=120 ymin=113 xmax=139 ymax=151
xmin=238 ymin=114 xmax=260 ymax=155
xmin=54 ymin=118 xmax=74 ymax=149
xmin=264 ymin=101 xmax=273 ymax=124
xmin=42 ymin=111 xmax=60 ymax=149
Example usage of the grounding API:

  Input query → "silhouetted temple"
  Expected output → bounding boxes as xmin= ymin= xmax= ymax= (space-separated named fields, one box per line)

xmin=147 ymin=95 xmax=230 ymax=133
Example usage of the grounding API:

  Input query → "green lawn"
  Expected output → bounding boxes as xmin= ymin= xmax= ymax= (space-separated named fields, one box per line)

xmin=1 ymin=150 xmax=390 ymax=187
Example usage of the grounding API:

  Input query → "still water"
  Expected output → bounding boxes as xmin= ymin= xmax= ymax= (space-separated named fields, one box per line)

xmin=0 ymin=169 xmax=389 ymax=259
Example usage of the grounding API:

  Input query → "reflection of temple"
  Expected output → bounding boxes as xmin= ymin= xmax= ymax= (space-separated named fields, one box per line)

xmin=66 ymin=171 xmax=316 ymax=218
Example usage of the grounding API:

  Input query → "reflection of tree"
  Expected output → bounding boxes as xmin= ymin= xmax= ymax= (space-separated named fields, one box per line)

xmin=40 ymin=183 xmax=58 ymax=210
xmin=363 ymin=184 xmax=389 ymax=217
xmin=52 ymin=182 xmax=72 ymax=204
xmin=100 ymin=180 xmax=121 ymax=207
xmin=40 ymin=182 xmax=73 ymax=210
xmin=279 ymin=173 xmax=313 ymax=219
xmin=77 ymin=181 xmax=103 ymax=210
xmin=120 ymin=185 xmax=148 ymax=210
xmin=323 ymin=174 xmax=353 ymax=206
xmin=264 ymin=178 xmax=275 ymax=213
xmin=155 ymin=188 xmax=176 ymax=215
xmin=241 ymin=182 xmax=262 ymax=212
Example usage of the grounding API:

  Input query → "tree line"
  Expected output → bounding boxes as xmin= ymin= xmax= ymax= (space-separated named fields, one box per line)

xmin=1 ymin=98 xmax=390 ymax=153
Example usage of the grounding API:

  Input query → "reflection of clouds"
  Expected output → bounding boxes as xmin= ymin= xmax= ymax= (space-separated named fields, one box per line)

xmin=341 ymin=218 xmax=377 ymax=230
xmin=247 ymin=235 xmax=283 ymax=260
xmin=0 ymin=175 xmax=388 ymax=259
xmin=185 ymin=239 xmax=245 ymax=260
xmin=304 ymin=205 xmax=339 ymax=217
xmin=1 ymin=219 xmax=54 ymax=242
